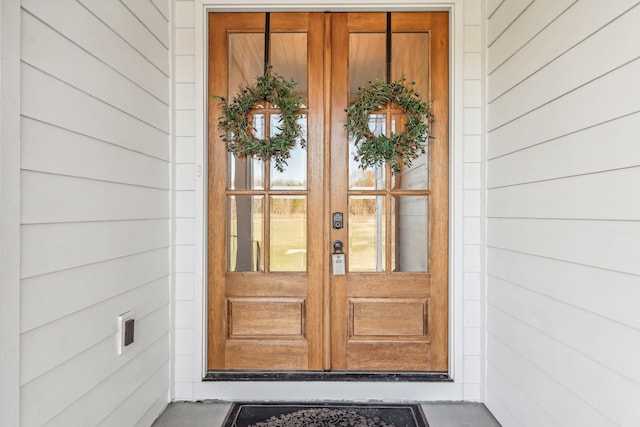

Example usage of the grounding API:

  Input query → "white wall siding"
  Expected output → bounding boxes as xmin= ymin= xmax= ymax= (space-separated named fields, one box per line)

xmin=20 ymin=0 xmax=171 ymax=426
xmin=461 ymin=0 xmax=485 ymax=401
xmin=172 ymin=0 xmax=197 ymax=401
xmin=486 ymin=1 xmax=640 ymax=426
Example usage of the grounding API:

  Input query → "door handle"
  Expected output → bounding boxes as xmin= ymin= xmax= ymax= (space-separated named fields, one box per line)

xmin=332 ymin=240 xmax=346 ymax=275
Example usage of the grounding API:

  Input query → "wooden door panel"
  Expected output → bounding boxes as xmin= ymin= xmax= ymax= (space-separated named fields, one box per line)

xmin=225 ymin=273 xmax=308 ymax=297
xmin=225 ymin=341 xmax=309 ymax=370
xmin=228 ymin=298 xmax=306 ymax=338
xmin=346 ymin=274 xmax=431 ymax=297
xmin=208 ymin=11 xmax=448 ymax=373
xmin=345 ymin=342 xmax=432 ymax=371
xmin=349 ymin=298 xmax=429 ymax=338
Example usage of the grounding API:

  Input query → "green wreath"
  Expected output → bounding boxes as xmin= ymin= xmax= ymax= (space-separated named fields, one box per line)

xmin=345 ymin=77 xmax=434 ymax=173
xmin=214 ymin=67 xmax=306 ymax=172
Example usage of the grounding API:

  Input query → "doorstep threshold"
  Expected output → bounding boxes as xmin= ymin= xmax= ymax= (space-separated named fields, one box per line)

xmin=204 ymin=371 xmax=452 ymax=382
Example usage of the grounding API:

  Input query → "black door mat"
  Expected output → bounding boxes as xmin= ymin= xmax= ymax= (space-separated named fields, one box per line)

xmin=222 ymin=402 xmax=429 ymax=427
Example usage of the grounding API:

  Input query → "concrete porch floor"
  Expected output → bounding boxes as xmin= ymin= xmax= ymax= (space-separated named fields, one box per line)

xmin=152 ymin=401 xmax=502 ymax=426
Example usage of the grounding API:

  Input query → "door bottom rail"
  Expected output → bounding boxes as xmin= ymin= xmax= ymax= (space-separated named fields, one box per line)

xmin=204 ymin=370 xmax=452 ymax=382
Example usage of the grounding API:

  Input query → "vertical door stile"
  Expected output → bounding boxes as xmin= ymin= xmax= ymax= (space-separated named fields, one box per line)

xmin=306 ymin=12 xmax=326 ymax=370
xmin=426 ymin=12 xmax=449 ymax=369
xmin=322 ymin=12 xmax=333 ymax=371
xmin=208 ymin=13 xmax=234 ymax=369
xmin=329 ymin=13 xmax=349 ymax=370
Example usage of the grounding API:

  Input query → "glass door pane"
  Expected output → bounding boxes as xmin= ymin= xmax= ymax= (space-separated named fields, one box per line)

xmin=227 ymin=195 xmax=264 ymax=272
xmin=391 ymin=196 xmax=429 ymax=272
xmin=348 ymin=196 xmax=385 ymax=272
xmin=270 ymin=196 xmax=307 ymax=271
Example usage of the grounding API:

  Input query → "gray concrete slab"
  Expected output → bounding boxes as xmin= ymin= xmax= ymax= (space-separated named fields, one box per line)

xmin=152 ymin=401 xmax=501 ymax=426
xmin=422 ymin=403 xmax=502 ymax=427
xmin=152 ymin=402 xmax=232 ymax=427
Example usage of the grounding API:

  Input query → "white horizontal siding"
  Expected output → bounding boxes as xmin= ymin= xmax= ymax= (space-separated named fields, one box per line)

xmin=77 ymin=0 xmax=169 ymax=74
xmin=488 ymin=112 xmax=640 ymax=187
xmin=21 ymin=11 xmax=169 ymax=133
xmin=22 ymin=0 xmax=169 ymax=104
xmin=19 ymin=0 xmax=170 ymax=425
xmin=489 ymin=4 xmax=640 ymax=131
xmin=486 ymin=364 xmax=558 ymax=427
xmin=486 ymin=1 xmax=640 ymax=426
xmin=136 ymin=395 xmax=172 ymax=427
xmin=489 ymin=276 xmax=640 ymax=387
xmin=488 ymin=218 xmax=640 ymax=276
xmin=20 ymin=307 xmax=169 ymax=427
xmin=22 ymin=171 xmax=169 ymax=224
xmin=120 ymin=0 xmax=170 ymax=48
xmin=489 ymin=304 xmax=640 ymax=426
xmin=97 ymin=363 xmax=170 ymax=427
xmin=488 ymin=167 xmax=640 ymax=220
xmin=488 ymin=248 xmax=640 ymax=331
xmin=487 ymin=0 xmax=576 ymax=73
xmin=22 ymin=63 xmax=169 ymax=160
xmin=152 ymin=0 xmax=170 ymax=21
xmin=486 ymin=0 xmax=533 ymax=46
xmin=21 ymin=219 xmax=169 ymax=278
xmin=488 ymin=0 xmax=639 ymax=102
xmin=486 ymin=0 xmax=504 ymax=18
xmin=21 ymin=277 xmax=169 ymax=385
xmin=21 ymin=248 xmax=170 ymax=332
xmin=488 ymin=56 xmax=640 ymax=159
xmin=487 ymin=332 xmax=617 ymax=425
xmin=22 ymin=118 xmax=169 ymax=189
xmin=48 ymin=361 xmax=169 ymax=427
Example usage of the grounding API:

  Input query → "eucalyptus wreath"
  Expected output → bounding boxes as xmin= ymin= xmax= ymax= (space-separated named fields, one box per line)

xmin=214 ymin=67 xmax=306 ymax=172
xmin=345 ymin=77 xmax=434 ymax=173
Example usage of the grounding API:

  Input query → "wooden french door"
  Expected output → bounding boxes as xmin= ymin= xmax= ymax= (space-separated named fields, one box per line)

xmin=208 ymin=12 xmax=448 ymax=372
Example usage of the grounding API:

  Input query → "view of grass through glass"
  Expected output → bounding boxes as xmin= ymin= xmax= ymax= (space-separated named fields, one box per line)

xmin=270 ymin=196 xmax=307 ymax=271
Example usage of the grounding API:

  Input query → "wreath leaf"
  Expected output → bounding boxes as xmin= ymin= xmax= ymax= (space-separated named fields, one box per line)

xmin=345 ymin=77 xmax=434 ymax=173
xmin=214 ymin=67 xmax=306 ymax=172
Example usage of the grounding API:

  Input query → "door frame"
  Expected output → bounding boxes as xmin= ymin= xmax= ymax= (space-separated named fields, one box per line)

xmin=184 ymin=0 xmax=469 ymax=399
xmin=205 ymin=11 xmax=448 ymax=377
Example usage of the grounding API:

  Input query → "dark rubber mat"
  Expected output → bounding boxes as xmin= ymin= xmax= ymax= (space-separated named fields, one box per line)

xmin=222 ymin=402 xmax=429 ymax=427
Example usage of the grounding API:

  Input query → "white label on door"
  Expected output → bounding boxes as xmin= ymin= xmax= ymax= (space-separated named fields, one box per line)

xmin=332 ymin=253 xmax=346 ymax=275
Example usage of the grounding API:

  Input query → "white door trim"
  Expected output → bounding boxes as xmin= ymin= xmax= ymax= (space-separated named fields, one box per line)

xmin=183 ymin=0 xmax=468 ymax=401
xmin=0 ymin=0 xmax=22 ymax=424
